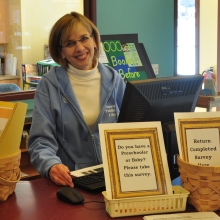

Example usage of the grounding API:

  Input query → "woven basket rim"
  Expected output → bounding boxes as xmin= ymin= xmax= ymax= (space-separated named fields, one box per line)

xmin=0 ymin=151 xmax=21 ymax=164
xmin=177 ymin=155 xmax=220 ymax=172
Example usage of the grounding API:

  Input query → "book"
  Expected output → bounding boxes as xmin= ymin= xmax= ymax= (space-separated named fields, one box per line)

xmin=23 ymin=81 xmax=38 ymax=90
xmin=44 ymin=45 xmax=51 ymax=59
xmin=37 ymin=59 xmax=59 ymax=76
xmin=22 ymin=64 xmax=39 ymax=82
xmin=0 ymin=57 xmax=2 ymax=74
xmin=26 ymin=76 xmax=41 ymax=84
xmin=0 ymin=46 xmax=5 ymax=75
xmin=6 ymin=54 xmax=13 ymax=75
xmin=12 ymin=56 xmax=17 ymax=76
xmin=0 ymin=56 xmax=5 ymax=75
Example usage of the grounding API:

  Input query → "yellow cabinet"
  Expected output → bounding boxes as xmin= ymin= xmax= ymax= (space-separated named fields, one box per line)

xmin=0 ymin=0 xmax=9 ymax=43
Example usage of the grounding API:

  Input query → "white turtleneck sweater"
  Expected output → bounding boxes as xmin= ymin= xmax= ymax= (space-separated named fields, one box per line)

xmin=67 ymin=63 xmax=101 ymax=130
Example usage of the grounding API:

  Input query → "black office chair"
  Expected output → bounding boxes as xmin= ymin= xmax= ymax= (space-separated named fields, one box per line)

xmin=0 ymin=83 xmax=21 ymax=92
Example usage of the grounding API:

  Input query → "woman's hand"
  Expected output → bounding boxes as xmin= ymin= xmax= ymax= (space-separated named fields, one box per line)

xmin=49 ymin=164 xmax=74 ymax=187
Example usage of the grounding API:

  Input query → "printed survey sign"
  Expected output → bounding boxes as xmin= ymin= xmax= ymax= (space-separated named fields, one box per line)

xmin=99 ymin=122 xmax=172 ymax=199
xmin=186 ymin=128 xmax=220 ymax=166
xmin=174 ymin=112 xmax=220 ymax=165
xmin=115 ymin=138 xmax=157 ymax=192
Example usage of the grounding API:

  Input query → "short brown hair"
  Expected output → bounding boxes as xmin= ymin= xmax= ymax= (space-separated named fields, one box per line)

xmin=49 ymin=12 xmax=100 ymax=67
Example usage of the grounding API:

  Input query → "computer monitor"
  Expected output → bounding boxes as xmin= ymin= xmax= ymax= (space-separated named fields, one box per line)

xmin=118 ymin=74 xmax=203 ymax=124
xmin=117 ymin=74 xmax=204 ymax=180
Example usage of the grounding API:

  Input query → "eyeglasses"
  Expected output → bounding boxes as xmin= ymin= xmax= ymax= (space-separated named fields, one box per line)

xmin=60 ymin=35 xmax=93 ymax=48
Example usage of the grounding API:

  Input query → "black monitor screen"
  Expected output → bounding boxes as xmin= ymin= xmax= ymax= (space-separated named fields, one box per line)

xmin=118 ymin=74 xmax=203 ymax=124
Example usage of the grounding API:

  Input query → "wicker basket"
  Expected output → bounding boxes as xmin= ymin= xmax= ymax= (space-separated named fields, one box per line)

xmin=0 ymin=151 xmax=21 ymax=202
xmin=177 ymin=155 xmax=220 ymax=212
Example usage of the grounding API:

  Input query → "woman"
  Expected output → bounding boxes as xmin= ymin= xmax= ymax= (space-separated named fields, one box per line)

xmin=28 ymin=12 xmax=126 ymax=187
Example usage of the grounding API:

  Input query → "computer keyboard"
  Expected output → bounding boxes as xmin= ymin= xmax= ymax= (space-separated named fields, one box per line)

xmin=72 ymin=167 xmax=106 ymax=192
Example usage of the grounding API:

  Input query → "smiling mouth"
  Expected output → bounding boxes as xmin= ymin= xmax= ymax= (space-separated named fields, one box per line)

xmin=76 ymin=53 xmax=87 ymax=59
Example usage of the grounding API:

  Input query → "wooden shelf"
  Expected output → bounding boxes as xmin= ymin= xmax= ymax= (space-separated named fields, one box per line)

xmin=20 ymin=165 xmax=40 ymax=179
xmin=0 ymin=75 xmax=19 ymax=80
xmin=19 ymin=149 xmax=40 ymax=179
xmin=0 ymin=75 xmax=20 ymax=85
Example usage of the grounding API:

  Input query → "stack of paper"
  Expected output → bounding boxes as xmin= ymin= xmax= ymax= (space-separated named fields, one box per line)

xmin=143 ymin=212 xmax=220 ymax=220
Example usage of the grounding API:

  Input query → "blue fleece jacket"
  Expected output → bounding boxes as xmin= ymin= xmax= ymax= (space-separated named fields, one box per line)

xmin=28 ymin=62 xmax=126 ymax=177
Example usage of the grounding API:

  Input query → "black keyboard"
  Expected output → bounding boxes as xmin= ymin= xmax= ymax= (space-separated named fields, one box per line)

xmin=72 ymin=168 xmax=106 ymax=192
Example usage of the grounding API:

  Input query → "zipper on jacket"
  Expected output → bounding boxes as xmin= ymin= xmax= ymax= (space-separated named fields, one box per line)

xmin=91 ymin=132 xmax=95 ymax=143
xmin=61 ymin=95 xmax=67 ymax=103
xmin=60 ymin=88 xmax=112 ymax=164
xmin=90 ymin=131 xmax=101 ymax=163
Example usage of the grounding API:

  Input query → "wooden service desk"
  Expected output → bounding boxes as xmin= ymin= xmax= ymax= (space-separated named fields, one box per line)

xmin=1 ymin=178 xmax=220 ymax=220
xmin=197 ymin=92 xmax=220 ymax=112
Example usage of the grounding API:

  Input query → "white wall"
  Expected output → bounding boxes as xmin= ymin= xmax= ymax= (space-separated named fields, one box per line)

xmin=200 ymin=0 xmax=218 ymax=75
xmin=196 ymin=0 xmax=218 ymax=112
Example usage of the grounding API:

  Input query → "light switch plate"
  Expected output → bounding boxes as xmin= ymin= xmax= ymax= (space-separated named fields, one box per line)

xmin=152 ymin=64 xmax=159 ymax=75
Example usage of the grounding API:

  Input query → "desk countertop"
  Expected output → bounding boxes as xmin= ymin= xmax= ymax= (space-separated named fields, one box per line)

xmin=197 ymin=93 xmax=220 ymax=109
xmin=1 ymin=178 xmax=220 ymax=220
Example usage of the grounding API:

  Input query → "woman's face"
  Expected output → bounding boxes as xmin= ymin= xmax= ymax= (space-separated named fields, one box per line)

xmin=60 ymin=23 xmax=97 ymax=70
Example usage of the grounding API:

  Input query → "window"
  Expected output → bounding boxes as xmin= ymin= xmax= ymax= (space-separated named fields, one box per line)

xmin=175 ymin=0 xmax=199 ymax=75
